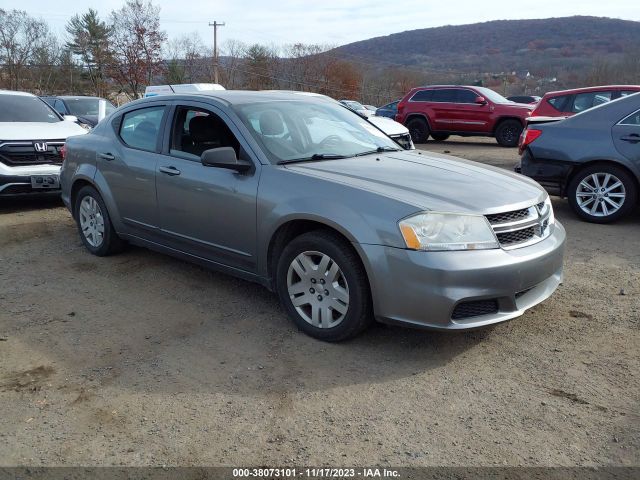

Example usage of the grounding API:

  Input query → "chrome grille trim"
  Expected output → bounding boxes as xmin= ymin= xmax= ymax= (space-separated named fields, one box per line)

xmin=486 ymin=202 xmax=552 ymax=250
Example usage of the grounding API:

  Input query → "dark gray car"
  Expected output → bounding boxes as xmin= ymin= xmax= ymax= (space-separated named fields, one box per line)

xmin=60 ymin=91 xmax=565 ymax=341
xmin=518 ymin=92 xmax=640 ymax=223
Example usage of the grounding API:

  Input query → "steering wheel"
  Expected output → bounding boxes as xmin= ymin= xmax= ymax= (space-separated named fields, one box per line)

xmin=318 ymin=135 xmax=343 ymax=149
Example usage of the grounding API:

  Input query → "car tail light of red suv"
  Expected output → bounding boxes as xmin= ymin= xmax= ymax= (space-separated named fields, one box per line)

xmin=518 ymin=128 xmax=542 ymax=155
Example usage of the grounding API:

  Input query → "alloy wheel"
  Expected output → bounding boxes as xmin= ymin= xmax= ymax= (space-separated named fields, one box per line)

xmin=79 ymin=196 xmax=105 ymax=247
xmin=576 ymin=172 xmax=626 ymax=217
xmin=286 ymin=250 xmax=349 ymax=329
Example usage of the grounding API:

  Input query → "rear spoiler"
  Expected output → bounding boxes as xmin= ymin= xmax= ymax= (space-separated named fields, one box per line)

xmin=525 ymin=116 xmax=566 ymax=127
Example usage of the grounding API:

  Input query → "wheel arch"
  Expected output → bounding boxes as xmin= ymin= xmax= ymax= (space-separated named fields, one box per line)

xmin=265 ymin=218 xmax=374 ymax=293
xmin=405 ymin=113 xmax=432 ymax=129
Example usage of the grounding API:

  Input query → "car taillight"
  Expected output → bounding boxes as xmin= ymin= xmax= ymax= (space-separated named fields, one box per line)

xmin=518 ymin=129 xmax=542 ymax=155
xmin=60 ymin=144 xmax=66 ymax=160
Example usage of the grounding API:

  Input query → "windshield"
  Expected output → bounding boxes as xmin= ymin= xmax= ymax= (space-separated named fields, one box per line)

xmin=475 ymin=87 xmax=511 ymax=104
xmin=234 ymin=100 xmax=399 ymax=164
xmin=0 ymin=94 xmax=61 ymax=123
xmin=342 ymin=100 xmax=365 ymax=111
xmin=64 ymin=98 xmax=116 ymax=116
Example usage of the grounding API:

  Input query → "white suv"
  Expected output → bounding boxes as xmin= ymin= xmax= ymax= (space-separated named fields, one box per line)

xmin=0 ymin=90 xmax=87 ymax=196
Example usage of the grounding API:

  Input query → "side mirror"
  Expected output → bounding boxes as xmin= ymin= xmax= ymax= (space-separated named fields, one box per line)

xmin=201 ymin=147 xmax=252 ymax=172
xmin=475 ymin=96 xmax=487 ymax=105
xmin=64 ymin=115 xmax=79 ymax=122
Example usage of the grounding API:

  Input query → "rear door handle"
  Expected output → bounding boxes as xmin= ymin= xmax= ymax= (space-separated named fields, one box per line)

xmin=620 ymin=134 xmax=640 ymax=143
xmin=159 ymin=166 xmax=181 ymax=176
xmin=98 ymin=152 xmax=115 ymax=161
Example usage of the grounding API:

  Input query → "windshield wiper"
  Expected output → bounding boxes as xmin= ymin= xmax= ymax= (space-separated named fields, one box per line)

xmin=278 ymin=153 xmax=348 ymax=165
xmin=355 ymin=146 xmax=401 ymax=157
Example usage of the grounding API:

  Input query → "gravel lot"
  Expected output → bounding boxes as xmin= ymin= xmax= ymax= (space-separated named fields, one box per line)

xmin=0 ymin=137 xmax=638 ymax=467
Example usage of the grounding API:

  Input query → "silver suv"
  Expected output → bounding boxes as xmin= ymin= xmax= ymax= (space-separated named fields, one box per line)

xmin=61 ymin=91 xmax=565 ymax=341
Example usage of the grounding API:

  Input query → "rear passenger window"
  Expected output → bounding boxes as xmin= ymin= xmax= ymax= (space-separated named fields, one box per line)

xmin=456 ymin=89 xmax=478 ymax=103
xmin=619 ymin=110 xmax=640 ymax=126
xmin=119 ymin=106 xmax=165 ymax=151
xmin=431 ymin=89 xmax=457 ymax=103
xmin=410 ymin=90 xmax=432 ymax=102
xmin=548 ymin=95 xmax=569 ymax=112
xmin=571 ymin=91 xmax=613 ymax=113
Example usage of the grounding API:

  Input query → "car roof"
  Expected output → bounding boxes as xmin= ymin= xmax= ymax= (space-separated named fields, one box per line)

xmin=0 ymin=90 xmax=36 ymax=97
xmin=57 ymin=96 xmax=103 ymax=100
xmin=130 ymin=90 xmax=340 ymax=107
xmin=543 ymin=85 xmax=640 ymax=97
xmin=415 ymin=85 xmax=480 ymax=89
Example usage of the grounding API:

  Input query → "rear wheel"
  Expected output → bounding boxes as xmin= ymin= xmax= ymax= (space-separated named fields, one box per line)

xmin=276 ymin=230 xmax=372 ymax=342
xmin=74 ymin=186 xmax=125 ymax=256
xmin=431 ymin=133 xmax=450 ymax=142
xmin=406 ymin=118 xmax=430 ymax=144
xmin=495 ymin=119 xmax=523 ymax=147
xmin=567 ymin=164 xmax=637 ymax=223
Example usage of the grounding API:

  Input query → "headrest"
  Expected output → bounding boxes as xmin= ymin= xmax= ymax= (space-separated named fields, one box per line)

xmin=259 ymin=110 xmax=284 ymax=136
xmin=189 ymin=115 xmax=216 ymax=142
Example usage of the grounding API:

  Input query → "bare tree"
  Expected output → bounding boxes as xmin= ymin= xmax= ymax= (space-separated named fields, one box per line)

xmin=0 ymin=9 xmax=51 ymax=90
xmin=109 ymin=0 xmax=167 ymax=98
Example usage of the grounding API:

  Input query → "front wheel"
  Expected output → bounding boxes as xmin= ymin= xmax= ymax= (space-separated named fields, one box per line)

xmin=406 ymin=118 xmax=430 ymax=144
xmin=431 ymin=133 xmax=450 ymax=142
xmin=74 ymin=185 xmax=125 ymax=256
xmin=276 ymin=230 xmax=372 ymax=341
xmin=495 ymin=120 xmax=523 ymax=147
xmin=567 ymin=165 xmax=637 ymax=223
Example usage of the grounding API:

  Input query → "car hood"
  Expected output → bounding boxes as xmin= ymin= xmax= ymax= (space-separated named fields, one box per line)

xmin=367 ymin=116 xmax=408 ymax=136
xmin=0 ymin=121 xmax=88 ymax=140
xmin=284 ymin=150 xmax=546 ymax=214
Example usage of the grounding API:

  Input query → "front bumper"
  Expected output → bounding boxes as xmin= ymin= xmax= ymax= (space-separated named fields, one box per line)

xmin=361 ymin=221 xmax=565 ymax=330
xmin=0 ymin=162 xmax=62 ymax=195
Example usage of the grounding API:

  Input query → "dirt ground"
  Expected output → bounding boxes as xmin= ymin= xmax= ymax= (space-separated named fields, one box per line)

xmin=0 ymin=137 xmax=638 ymax=467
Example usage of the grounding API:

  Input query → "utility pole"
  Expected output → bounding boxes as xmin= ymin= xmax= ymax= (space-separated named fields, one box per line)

xmin=208 ymin=21 xmax=225 ymax=84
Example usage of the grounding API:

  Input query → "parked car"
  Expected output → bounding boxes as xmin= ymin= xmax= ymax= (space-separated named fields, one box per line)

xmin=396 ymin=85 xmax=534 ymax=146
xmin=507 ymin=95 xmax=541 ymax=104
xmin=517 ymin=92 xmax=640 ymax=223
xmin=61 ymin=91 xmax=564 ymax=341
xmin=376 ymin=100 xmax=399 ymax=118
xmin=530 ymin=85 xmax=640 ymax=118
xmin=339 ymin=100 xmax=372 ymax=117
xmin=0 ymin=90 xmax=87 ymax=196
xmin=41 ymin=95 xmax=116 ymax=128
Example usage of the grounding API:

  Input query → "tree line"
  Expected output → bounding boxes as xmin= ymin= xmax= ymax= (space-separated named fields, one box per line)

xmin=1 ymin=1 xmax=638 ymax=106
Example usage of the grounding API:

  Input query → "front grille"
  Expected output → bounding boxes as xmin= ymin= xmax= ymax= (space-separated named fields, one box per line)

xmin=452 ymin=300 xmax=499 ymax=320
xmin=0 ymin=141 xmax=64 ymax=166
xmin=496 ymin=226 xmax=536 ymax=246
xmin=486 ymin=201 xmax=551 ymax=249
xmin=486 ymin=208 xmax=530 ymax=224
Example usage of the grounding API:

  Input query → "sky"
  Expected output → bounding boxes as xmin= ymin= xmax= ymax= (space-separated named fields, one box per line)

xmin=3 ymin=0 xmax=639 ymax=49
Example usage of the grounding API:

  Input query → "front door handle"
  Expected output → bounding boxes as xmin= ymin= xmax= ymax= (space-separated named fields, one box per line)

xmin=159 ymin=166 xmax=181 ymax=176
xmin=98 ymin=152 xmax=115 ymax=161
xmin=620 ymin=134 xmax=640 ymax=143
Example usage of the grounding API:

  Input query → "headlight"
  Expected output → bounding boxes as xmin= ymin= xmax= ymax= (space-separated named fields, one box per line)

xmin=399 ymin=212 xmax=499 ymax=251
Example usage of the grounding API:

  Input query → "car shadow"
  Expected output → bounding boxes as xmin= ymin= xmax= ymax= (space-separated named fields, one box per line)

xmin=0 ymin=194 xmax=63 ymax=214
xmin=2 ymin=229 xmax=488 ymax=397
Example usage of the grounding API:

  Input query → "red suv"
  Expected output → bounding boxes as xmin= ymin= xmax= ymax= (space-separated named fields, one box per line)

xmin=396 ymin=86 xmax=534 ymax=147
xmin=531 ymin=85 xmax=640 ymax=117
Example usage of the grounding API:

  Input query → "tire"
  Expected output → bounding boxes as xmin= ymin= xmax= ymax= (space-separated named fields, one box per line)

xmin=431 ymin=133 xmax=450 ymax=142
xmin=276 ymin=230 xmax=373 ymax=342
xmin=406 ymin=117 xmax=430 ymax=144
xmin=495 ymin=119 xmax=523 ymax=147
xmin=74 ymin=185 xmax=125 ymax=256
xmin=567 ymin=164 xmax=637 ymax=224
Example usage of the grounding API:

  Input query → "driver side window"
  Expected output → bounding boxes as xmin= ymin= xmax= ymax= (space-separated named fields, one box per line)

xmin=170 ymin=106 xmax=240 ymax=160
